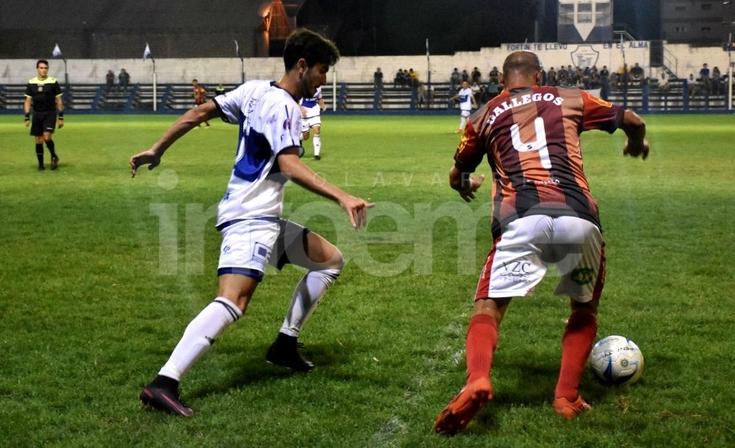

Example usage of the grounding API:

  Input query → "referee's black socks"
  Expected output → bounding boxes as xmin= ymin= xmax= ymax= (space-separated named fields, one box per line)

xmin=35 ymin=143 xmax=44 ymax=168
xmin=46 ymin=140 xmax=57 ymax=158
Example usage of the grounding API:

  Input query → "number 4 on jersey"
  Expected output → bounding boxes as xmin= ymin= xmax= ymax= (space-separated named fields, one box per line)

xmin=510 ymin=117 xmax=551 ymax=169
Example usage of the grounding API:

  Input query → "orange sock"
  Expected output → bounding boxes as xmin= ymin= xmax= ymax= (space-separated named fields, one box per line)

xmin=555 ymin=309 xmax=597 ymax=400
xmin=466 ymin=314 xmax=499 ymax=384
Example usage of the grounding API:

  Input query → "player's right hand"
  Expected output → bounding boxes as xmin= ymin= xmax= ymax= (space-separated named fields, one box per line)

xmin=623 ymin=138 xmax=650 ymax=160
xmin=129 ymin=149 xmax=161 ymax=177
xmin=24 ymin=120 xmax=30 ymax=128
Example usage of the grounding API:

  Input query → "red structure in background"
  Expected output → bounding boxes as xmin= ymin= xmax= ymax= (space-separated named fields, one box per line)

xmin=260 ymin=0 xmax=303 ymax=56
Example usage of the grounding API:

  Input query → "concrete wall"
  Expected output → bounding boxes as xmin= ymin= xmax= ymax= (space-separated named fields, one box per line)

xmin=665 ymin=44 xmax=731 ymax=79
xmin=1 ymin=42 xmax=729 ymax=85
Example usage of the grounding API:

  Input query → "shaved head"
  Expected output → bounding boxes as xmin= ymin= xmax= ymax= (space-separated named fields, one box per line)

xmin=500 ymin=51 xmax=543 ymax=89
xmin=502 ymin=51 xmax=542 ymax=77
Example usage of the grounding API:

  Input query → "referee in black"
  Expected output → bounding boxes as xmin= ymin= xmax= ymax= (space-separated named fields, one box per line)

xmin=24 ymin=59 xmax=64 ymax=170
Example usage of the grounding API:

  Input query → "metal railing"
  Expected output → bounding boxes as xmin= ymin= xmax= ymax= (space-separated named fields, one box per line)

xmin=1 ymin=82 xmax=732 ymax=114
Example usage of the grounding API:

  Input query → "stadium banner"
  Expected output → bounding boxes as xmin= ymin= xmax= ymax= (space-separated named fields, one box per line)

xmin=500 ymin=41 xmax=650 ymax=70
xmin=557 ymin=0 xmax=613 ymax=43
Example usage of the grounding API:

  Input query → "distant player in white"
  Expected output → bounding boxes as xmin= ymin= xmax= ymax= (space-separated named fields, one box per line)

xmin=451 ymin=80 xmax=477 ymax=133
xmin=130 ymin=29 xmax=373 ymax=417
xmin=300 ymin=86 xmax=326 ymax=159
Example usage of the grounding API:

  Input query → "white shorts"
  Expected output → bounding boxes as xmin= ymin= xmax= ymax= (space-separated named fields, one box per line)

xmin=217 ymin=219 xmax=311 ymax=281
xmin=460 ymin=109 xmax=471 ymax=118
xmin=301 ymin=108 xmax=321 ymax=133
xmin=475 ymin=215 xmax=605 ymax=303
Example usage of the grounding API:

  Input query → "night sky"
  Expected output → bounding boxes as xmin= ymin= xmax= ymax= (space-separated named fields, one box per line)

xmin=298 ymin=0 xmax=662 ymax=56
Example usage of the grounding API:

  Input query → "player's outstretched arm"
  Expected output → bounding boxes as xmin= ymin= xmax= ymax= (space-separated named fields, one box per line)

xmin=130 ymin=101 xmax=219 ymax=177
xmin=449 ymin=166 xmax=485 ymax=202
xmin=621 ymin=109 xmax=649 ymax=160
xmin=277 ymin=149 xmax=374 ymax=229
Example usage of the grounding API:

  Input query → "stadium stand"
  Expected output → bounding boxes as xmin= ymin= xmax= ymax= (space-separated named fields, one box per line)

xmin=0 ymin=77 xmax=730 ymax=113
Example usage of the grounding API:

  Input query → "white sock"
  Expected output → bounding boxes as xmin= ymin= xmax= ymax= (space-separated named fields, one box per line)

xmin=459 ymin=116 xmax=467 ymax=130
xmin=159 ymin=297 xmax=242 ymax=381
xmin=313 ymin=133 xmax=321 ymax=156
xmin=280 ymin=268 xmax=340 ymax=337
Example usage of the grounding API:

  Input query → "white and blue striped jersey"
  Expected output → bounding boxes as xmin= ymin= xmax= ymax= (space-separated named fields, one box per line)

xmin=213 ymin=80 xmax=303 ymax=229
xmin=300 ymin=86 xmax=322 ymax=118
xmin=458 ymin=87 xmax=474 ymax=111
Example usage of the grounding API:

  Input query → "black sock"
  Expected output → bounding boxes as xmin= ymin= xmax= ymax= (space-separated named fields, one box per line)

xmin=275 ymin=332 xmax=297 ymax=347
xmin=151 ymin=375 xmax=180 ymax=391
xmin=46 ymin=140 xmax=57 ymax=158
xmin=35 ymin=143 xmax=44 ymax=166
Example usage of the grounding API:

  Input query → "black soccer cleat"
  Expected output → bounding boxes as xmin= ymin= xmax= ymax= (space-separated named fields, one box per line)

xmin=50 ymin=156 xmax=59 ymax=170
xmin=266 ymin=333 xmax=314 ymax=372
xmin=140 ymin=385 xmax=193 ymax=417
xmin=314 ymin=155 xmax=321 ymax=161
xmin=38 ymin=165 xmax=45 ymax=171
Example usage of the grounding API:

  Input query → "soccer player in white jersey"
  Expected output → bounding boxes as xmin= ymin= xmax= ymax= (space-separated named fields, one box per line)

xmin=300 ymin=86 xmax=326 ymax=159
xmin=450 ymin=80 xmax=477 ymax=133
xmin=130 ymin=29 xmax=373 ymax=417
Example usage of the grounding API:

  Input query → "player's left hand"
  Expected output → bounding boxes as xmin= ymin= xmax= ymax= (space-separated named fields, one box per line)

xmin=57 ymin=119 xmax=64 ymax=129
xmin=623 ymin=138 xmax=649 ymax=160
xmin=130 ymin=149 xmax=161 ymax=177
xmin=339 ymin=195 xmax=375 ymax=230
xmin=456 ymin=174 xmax=486 ymax=202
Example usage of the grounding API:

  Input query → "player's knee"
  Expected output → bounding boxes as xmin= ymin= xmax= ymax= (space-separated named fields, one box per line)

xmin=473 ymin=297 xmax=509 ymax=320
xmin=314 ymin=242 xmax=344 ymax=272
xmin=325 ymin=248 xmax=344 ymax=272
xmin=218 ymin=275 xmax=259 ymax=312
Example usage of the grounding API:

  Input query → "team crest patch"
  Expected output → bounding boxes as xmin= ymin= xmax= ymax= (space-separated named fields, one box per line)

xmin=570 ymin=45 xmax=600 ymax=69
xmin=251 ymin=242 xmax=270 ymax=264
xmin=570 ymin=267 xmax=595 ymax=285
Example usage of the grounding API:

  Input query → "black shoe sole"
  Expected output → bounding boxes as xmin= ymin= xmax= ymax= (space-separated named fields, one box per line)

xmin=266 ymin=347 xmax=314 ymax=372
xmin=140 ymin=387 xmax=194 ymax=417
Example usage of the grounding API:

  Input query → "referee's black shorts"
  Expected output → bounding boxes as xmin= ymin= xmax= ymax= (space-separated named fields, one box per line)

xmin=30 ymin=111 xmax=57 ymax=136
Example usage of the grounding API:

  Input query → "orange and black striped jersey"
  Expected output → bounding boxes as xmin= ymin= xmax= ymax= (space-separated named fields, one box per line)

xmin=454 ymin=86 xmax=624 ymax=238
xmin=193 ymin=85 xmax=207 ymax=104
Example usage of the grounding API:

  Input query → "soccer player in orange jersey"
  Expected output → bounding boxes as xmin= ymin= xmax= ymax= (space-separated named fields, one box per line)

xmin=433 ymin=51 xmax=649 ymax=435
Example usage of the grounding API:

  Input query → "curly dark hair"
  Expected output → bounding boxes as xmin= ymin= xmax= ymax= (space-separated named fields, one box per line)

xmin=283 ymin=28 xmax=340 ymax=70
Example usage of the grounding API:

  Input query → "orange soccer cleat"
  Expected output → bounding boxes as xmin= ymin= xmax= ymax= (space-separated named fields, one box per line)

xmin=552 ymin=395 xmax=592 ymax=420
xmin=434 ymin=377 xmax=493 ymax=436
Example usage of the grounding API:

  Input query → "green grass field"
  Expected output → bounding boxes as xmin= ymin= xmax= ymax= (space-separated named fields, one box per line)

xmin=1 ymin=113 xmax=734 ymax=447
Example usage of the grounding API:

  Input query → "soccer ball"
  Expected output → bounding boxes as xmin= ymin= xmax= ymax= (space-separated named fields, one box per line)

xmin=588 ymin=335 xmax=644 ymax=385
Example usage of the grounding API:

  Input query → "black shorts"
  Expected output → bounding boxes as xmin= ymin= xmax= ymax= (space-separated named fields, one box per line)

xmin=30 ymin=111 xmax=57 ymax=136
xmin=272 ymin=219 xmax=311 ymax=270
